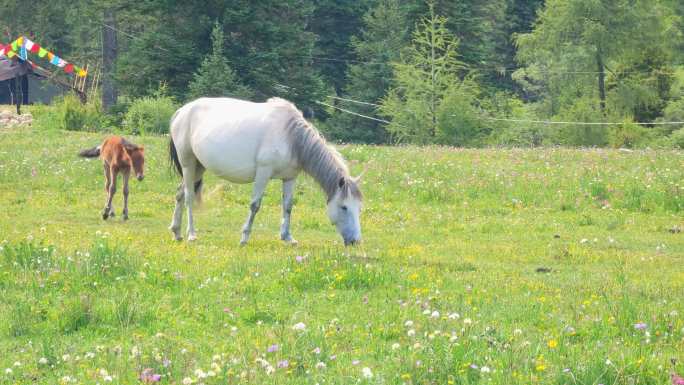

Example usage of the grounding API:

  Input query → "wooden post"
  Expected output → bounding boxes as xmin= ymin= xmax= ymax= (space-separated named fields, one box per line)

xmin=102 ymin=8 xmax=118 ymax=110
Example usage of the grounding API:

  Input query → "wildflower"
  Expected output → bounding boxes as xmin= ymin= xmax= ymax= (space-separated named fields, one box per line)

xmin=12 ymin=362 xmax=20 ymax=367
xmin=267 ymin=344 xmax=279 ymax=353
xmin=315 ymin=362 xmax=326 ymax=369
xmin=407 ymin=329 xmax=416 ymax=337
xmin=470 ymin=364 xmax=479 ymax=370
xmin=362 ymin=367 xmax=373 ymax=379
xmin=330 ymin=355 xmax=337 ymax=361
xmin=4 ymin=368 xmax=12 ymax=375
xmin=404 ymin=320 xmax=414 ymax=327
xmin=463 ymin=318 xmax=472 ymax=325
xmin=548 ymin=339 xmax=558 ymax=349
xmin=448 ymin=313 xmax=460 ymax=320
xmin=38 ymin=358 xmax=48 ymax=365
xmin=62 ymin=354 xmax=71 ymax=362
xmin=536 ymin=364 xmax=546 ymax=372
xmin=481 ymin=366 xmax=491 ymax=373
xmin=292 ymin=322 xmax=306 ymax=331
xmin=295 ymin=255 xmax=305 ymax=263
xmin=431 ymin=311 xmax=440 ymax=318
xmin=312 ymin=347 xmax=321 ymax=355
xmin=671 ymin=373 xmax=684 ymax=385
xmin=391 ymin=343 xmax=400 ymax=350
xmin=182 ymin=377 xmax=193 ymax=385
xmin=634 ymin=322 xmax=648 ymax=330
xmin=277 ymin=360 xmax=289 ymax=368
xmin=352 ymin=360 xmax=360 ymax=365
xmin=140 ymin=368 xmax=162 ymax=383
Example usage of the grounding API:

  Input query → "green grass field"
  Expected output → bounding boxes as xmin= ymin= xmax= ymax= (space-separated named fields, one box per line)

xmin=1 ymin=125 xmax=682 ymax=384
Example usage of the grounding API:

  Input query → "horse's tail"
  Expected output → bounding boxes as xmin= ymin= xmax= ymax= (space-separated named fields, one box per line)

xmin=79 ymin=145 xmax=101 ymax=158
xmin=169 ymin=138 xmax=182 ymax=177
xmin=169 ymin=137 xmax=203 ymax=203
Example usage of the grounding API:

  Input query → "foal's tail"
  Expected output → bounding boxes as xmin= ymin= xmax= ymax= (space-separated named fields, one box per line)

xmin=169 ymin=138 xmax=203 ymax=203
xmin=79 ymin=145 xmax=101 ymax=158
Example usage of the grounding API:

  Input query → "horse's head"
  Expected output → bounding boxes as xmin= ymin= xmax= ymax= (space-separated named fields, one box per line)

xmin=327 ymin=176 xmax=363 ymax=246
xmin=125 ymin=144 xmax=145 ymax=181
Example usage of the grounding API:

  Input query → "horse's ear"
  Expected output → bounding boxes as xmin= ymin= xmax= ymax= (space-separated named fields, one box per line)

xmin=338 ymin=177 xmax=345 ymax=188
xmin=354 ymin=164 xmax=368 ymax=183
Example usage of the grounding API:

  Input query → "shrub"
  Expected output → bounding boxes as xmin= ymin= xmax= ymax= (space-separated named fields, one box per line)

xmin=123 ymin=94 xmax=178 ymax=135
xmin=32 ymin=94 xmax=103 ymax=132
xmin=607 ymin=121 xmax=653 ymax=148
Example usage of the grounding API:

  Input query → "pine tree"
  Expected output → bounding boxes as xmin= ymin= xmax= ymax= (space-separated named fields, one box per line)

xmin=379 ymin=2 xmax=482 ymax=145
xmin=188 ymin=22 xmax=252 ymax=100
xmin=327 ymin=0 xmax=409 ymax=143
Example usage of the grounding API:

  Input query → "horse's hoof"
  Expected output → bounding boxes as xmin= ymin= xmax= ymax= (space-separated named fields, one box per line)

xmin=187 ymin=234 xmax=198 ymax=242
xmin=239 ymin=240 xmax=248 ymax=247
xmin=282 ymin=237 xmax=298 ymax=245
xmin=102 ymin=212 xmax=109 ymax=220
xmin=122 ymin=215 xmax=129 ymax=221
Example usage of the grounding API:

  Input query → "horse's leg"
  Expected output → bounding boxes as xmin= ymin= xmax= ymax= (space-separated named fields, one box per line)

xmin=182 ymin=165 xmax=198 ymax=241
xmin=280 ymin=178 xmax=297 ymax=244
xmin=240 ymin=167 xmax=271 ymax=246
xmin=169 ymin=182 xmax=185 ymax=241
xmin=103 ymin=168 xmax=117 ymax=220
xmin=102 ymin=162 xmax=111 ymax=219
xmin=122 ymin=170 xmax=130 ymax=220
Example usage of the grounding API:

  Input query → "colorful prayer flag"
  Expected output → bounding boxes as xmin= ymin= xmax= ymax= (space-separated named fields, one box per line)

xmin=38 ymin=47 xmax=48 ymax=57
xmin=64 ymin=63 xmax=74 ymax=73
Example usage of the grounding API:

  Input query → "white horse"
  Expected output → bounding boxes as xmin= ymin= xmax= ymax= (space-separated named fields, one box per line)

xmin=168 ymin=97 xmax=363 ymax=245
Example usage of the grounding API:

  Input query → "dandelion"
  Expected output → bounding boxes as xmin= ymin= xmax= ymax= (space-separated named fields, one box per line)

xmin=536 ymin=364 xmax=546 ymax=372
xmin=267 ymin=344 xmax=279 ymax=353
xmin=292 ymin=322 xmax=306 ymax=331
xmin=548 ymin=339 xmax=558 ymax=349
xmin=362 ymin=367 xmax=373 ymax=379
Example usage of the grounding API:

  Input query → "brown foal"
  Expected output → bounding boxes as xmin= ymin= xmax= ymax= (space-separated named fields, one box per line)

xmin=79 ymin=136 xmax=145 ymax=220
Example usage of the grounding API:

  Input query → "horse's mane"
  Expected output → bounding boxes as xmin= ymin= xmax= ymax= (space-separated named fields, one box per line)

xmin=270 ymin=98 xmax=361 ymax=201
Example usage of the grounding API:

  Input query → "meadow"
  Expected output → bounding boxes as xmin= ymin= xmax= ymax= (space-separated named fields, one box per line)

xmin=0 ymin=123 xmax=682 ymax=384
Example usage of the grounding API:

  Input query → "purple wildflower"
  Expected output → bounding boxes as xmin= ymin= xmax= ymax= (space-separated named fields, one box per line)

xmin=634 ymin=322 xmax=648 ymax=330
xmin=277 ymin=360 xmax=289 ymax=369
xmin=295 ymin=255 xmax=305 ymax=263
xmin=139 ymin=368 xmax=161 ymax=383
xmin=267 ymin=344 xmax=279 ymax=353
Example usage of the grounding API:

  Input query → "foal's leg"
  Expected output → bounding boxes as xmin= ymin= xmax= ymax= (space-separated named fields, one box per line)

xmin=169 ymin=182 xmax=185 ymax=241
xmin=240 ymin=167 xmax=272 ymax=246
xmin=280 ymin=178 xmax=297 ymax=244
xmin=122 ymin=170 xmax=130 ymax=220
xmin=103 ymin=168 xmax=117 ymax=220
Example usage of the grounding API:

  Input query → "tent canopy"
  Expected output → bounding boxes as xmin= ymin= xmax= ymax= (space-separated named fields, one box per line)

xmin=0 ymin=57 xmax=31 ymax=82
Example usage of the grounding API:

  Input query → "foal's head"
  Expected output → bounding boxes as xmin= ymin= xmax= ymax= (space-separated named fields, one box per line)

xmin=327 ymin=176 xmax=363 ymax=246
xmin=124 ymin=143 xmax=145 ymax=181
